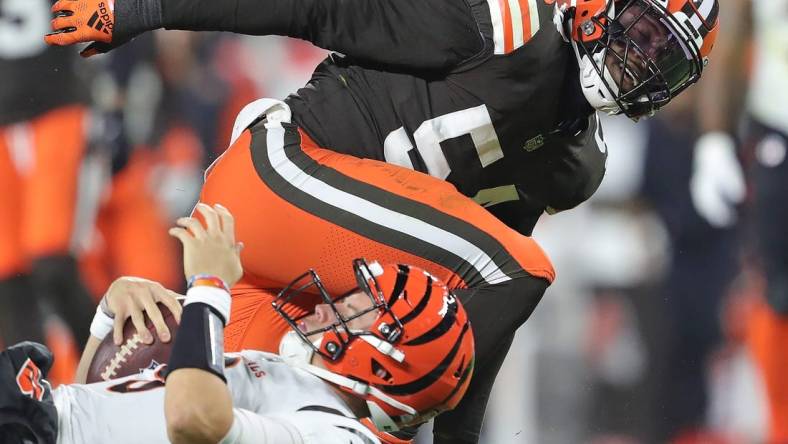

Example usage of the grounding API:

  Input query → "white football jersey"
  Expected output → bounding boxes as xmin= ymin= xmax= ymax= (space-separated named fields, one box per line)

xmin=748 ymin=0 xmax=788 ymax=133
xmin=53 ymin=350 xmax=380 ymax=444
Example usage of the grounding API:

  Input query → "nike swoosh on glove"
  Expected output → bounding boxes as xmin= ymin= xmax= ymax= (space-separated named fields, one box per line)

xmin=0 ymin=342 xmax=58 ymax=444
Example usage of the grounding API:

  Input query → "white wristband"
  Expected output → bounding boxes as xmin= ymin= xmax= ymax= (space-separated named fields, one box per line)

xmin=89 ymin=305 xmax=115 ymax=340
xmin=185 ymin=286 xmax=231 ymax=325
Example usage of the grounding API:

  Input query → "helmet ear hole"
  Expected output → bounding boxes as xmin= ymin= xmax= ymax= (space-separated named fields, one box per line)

xmin=371 ymin=358 xmax=394 ymax=383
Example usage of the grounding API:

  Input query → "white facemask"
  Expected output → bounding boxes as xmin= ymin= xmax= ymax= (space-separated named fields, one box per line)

xmin=555 ymin=0 xmax=627 ymax=116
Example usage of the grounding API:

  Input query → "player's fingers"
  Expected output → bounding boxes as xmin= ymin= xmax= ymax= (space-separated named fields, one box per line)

xmin=155 ymin=287 xmax=184 ymax=325
xmin=129 ymin=308 xmax=153 ymax=344
xmin=112 ymin=315 xmax=125 ymax=346
xmin=139 ymin=290 xmax=170 ymax=343
xmin=52 ymin=8 xmax=73 ymax=18
xmin=194 ymin=203 xmax=220 ymax=235
xmin=176 ymin=217 xmax=206 ymax=238
xmin=214 ymin=204 xmax=236 ymax=242
xmin=50 ymin=16 xmax=75 ymax=32
xmin=51 ymin=0 xmax=75 ymax=15
xmin=168 ymin=227 xmax=192 ymax=247
xmin=44 ymin=29 xmax=80 ymax=46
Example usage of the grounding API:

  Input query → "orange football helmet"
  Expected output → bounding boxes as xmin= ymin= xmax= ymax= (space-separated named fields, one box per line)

xmin=555 ymin=0 xmax=720 ymax=118
xmin=275 ymin=259 xmax=475 ymax=432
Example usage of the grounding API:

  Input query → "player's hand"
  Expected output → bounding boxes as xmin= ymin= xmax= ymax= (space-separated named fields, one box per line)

xmin=0 ymin=342 xmax=58 ymax=444
xmin=690 ymin=132 xmax=746 ymax=228
xmin=169 ymin=203 xmax=244 ymax=289
xmin=104 ymin=277 xmax=184 ymax=345
xmin=44 ymin=0 xmax=123 ymax=57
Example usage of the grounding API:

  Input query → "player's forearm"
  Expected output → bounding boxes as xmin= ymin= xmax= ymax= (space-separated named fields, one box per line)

xmin=165 ymin=368 xmax=233 ymax=444
xmin=164 ymin=281 xmax=235 ymax=444
xmin=75 ymin=336 xmax=102 ymax=384
xmin=77 ymin=296 xmax=117 ymax=384
xmin=155 ymin=0 xmax=482 ymax=70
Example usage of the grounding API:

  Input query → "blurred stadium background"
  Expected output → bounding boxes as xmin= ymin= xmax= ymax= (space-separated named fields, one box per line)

xmin=1 ymin=0 xmax=785 ymax=443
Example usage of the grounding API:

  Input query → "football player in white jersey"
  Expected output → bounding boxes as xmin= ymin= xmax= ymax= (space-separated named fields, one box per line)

xmin=691 ymin=0 xmax=788 ymax=441
xmin=0 ymin=204 xmax=474 ymax=444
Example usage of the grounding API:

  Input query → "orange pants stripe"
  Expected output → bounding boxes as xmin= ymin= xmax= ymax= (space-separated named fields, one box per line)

xmin=201 ymin=118 xmax=554 ymax=353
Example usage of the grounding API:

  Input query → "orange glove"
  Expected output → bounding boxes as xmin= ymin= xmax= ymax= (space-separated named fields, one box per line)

xmin=44 ymin=0 xmax=117 ymax=57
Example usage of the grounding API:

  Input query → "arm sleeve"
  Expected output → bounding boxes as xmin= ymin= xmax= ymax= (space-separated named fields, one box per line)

xmin=160 ymin=0 xmax=483 ymax=70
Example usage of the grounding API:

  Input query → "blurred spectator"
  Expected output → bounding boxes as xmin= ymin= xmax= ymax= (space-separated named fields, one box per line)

xmin=641 ymin=92 xmax=740 ymax=443
xmin=693 ymin=0 xmax=788 ymax=441
xmin=0 ymin=0 xmax=97 ymax=382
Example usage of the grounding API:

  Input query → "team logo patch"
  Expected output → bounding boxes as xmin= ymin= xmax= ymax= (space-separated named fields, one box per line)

xmin=16 ymin=358 xmax=45 ymax=401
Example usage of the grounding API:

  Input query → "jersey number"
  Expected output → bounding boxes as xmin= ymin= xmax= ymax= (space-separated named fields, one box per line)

xmin=0 ymin=0 xmax=50 ymax=59
xmin=383 ymin=105 xmax=504 ymax=179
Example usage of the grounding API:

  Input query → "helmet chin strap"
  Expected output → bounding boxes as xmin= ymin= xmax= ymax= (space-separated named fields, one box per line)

xmin=366 ymin=400 xmax=401 ymax=432
xmin=279 ymin=330 xmax=319 ymax=365
xmin=278 ymin=331 xmax=417 ymax=429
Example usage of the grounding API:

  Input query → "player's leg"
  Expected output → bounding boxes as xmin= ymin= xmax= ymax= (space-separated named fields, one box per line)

xmin=204 ymin=113 xmax=554 ymax=443
xmin=422 ymin=277 xmax=548 ymax=443
xmin=203 ymin=121 xmax=554 ymax=292
xmin=433 ymin=332 xmax=515 ymax=444
xmin=23 ymin=105 xmax=95 ymax=348
xmin=0 ymin=123 xmax=45 ymax=346
xmin=201 ymin=118 xmax=554 ymax=354
xmin=200 ymin=111 xmax=554 ymax=444
xmin=222 ymin=285 xmax=315 ymax=353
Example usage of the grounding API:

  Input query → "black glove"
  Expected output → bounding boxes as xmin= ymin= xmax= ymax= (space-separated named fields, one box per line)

xmin=0 ymin=342 xmax=58 ymax=444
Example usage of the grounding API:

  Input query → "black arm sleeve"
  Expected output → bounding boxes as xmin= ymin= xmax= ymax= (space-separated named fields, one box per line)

xmin=160 ymin=0 xmax=484 ymax=70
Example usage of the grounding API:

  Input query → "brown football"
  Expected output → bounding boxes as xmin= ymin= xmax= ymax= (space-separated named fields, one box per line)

xmin=85 ymin=303 xmax=179 ymax=383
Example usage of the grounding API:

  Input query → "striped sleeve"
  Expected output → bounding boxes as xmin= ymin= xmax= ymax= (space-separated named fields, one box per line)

xmin=486 ymin=0 xmax=541 ymax=54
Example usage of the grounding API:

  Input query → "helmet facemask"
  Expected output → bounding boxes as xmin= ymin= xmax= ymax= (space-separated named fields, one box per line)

xmin=566 ymin=0 xmax=705 ymax=118
xmin=274 ymin=259 xmax=404 ymax=363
